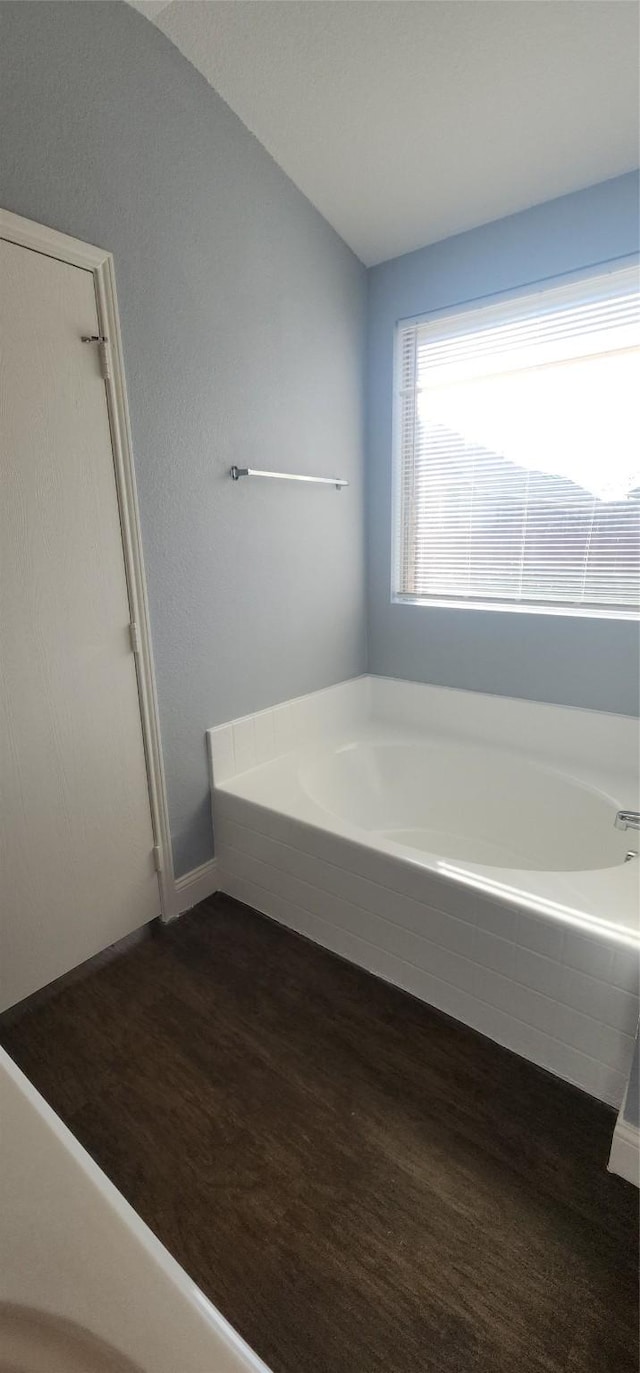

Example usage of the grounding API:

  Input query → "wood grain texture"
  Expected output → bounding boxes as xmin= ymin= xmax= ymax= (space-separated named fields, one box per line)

xmin=2 ymin=894 xmax=638 ymax=1373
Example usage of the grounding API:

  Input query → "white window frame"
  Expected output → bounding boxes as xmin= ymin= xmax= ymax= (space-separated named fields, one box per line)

xmin=391 ymin=259 xmax=640 ymax=621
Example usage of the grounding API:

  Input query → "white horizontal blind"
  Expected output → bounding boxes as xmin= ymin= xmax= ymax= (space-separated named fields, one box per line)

xmin=394 ymin=265 xmax=640 ymax=614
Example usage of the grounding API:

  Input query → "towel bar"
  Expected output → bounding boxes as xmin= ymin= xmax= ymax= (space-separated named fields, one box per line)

xmin=230 ymin=466 xmax=348 ymax=489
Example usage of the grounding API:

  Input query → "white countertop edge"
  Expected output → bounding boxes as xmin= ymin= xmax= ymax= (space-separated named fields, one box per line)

xmin=1 ymin=1048 xmax=272 ymax=1373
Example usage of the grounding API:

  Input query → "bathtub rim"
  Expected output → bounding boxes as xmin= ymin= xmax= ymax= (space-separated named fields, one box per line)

xmin=213 ymin=789 xmax=638 ymax=1107
xmin=214 ymin=733 xmax=639 ymax=949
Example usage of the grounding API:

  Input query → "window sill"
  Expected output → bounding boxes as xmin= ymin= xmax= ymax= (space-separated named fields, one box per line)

xmin=391 ymin=595 xmax=640 ymax=621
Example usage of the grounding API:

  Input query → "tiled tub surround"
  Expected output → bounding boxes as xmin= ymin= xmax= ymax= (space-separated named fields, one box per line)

xmin=208 ymin=678 xmax=640 ymax=1107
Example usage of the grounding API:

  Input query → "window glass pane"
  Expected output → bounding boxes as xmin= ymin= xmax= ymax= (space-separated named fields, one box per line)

xmin=394 ymin=266 xmax=640 ymax=613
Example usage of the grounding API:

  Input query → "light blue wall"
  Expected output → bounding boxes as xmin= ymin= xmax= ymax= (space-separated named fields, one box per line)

xmin=0 ymin=1 xmax=367 ymax=876
xmin=2 ymin=1 xmax=638 ymax=884
xmin=367 ymin=174 xmax=640 ymax=716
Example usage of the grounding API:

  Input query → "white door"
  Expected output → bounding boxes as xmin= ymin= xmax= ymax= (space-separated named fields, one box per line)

xmin=0 ymin=236 xmax=160 ymax=1012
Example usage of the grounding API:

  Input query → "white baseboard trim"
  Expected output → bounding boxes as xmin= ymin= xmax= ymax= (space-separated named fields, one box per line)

xmin=171 ymin=858 xmax=220 ymax=918
xmin=608 ymin=1118 xmax=640 ymax=1187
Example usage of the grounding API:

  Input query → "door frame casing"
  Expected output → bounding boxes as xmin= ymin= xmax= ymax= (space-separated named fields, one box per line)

xmin=1 ymin=207 xmax=175 ymax=918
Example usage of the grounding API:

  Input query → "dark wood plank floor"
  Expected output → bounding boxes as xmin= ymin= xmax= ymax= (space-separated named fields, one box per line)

xmin=2 ymin=895 xmax=638 ymax=1373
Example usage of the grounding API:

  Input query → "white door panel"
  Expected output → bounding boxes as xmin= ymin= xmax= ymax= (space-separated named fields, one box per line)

xmin=1 ymin=237 xmax=160 ymax=1011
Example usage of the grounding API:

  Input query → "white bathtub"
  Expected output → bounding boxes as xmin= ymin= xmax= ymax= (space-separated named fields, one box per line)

xmin=208 ymin=676 xmax=640 ymax=1107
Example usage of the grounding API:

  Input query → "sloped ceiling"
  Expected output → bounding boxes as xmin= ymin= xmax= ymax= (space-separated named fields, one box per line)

xmin=130 ymin=1 xmax=639 ymax=265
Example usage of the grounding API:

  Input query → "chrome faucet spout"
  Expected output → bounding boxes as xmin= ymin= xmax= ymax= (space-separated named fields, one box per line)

xmin=615 ymin=810 xmax=640 ymax=832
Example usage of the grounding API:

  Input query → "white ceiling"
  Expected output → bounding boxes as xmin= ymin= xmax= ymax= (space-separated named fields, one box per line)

xmin=131 ymin=1 xmax=640 ymax=266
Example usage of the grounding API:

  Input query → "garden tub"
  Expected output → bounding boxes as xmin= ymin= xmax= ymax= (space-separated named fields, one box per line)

xmin=208 ymin=677 xmax=639 ymax=1107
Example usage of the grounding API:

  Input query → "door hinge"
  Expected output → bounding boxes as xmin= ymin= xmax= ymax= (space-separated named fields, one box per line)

xmin=152 ymin=845 xmax=162 ymax=874
xmin=129 ymin=621 xmax=141 ymax=655
xmin=81 ymin=334 xmax=112 ymax=382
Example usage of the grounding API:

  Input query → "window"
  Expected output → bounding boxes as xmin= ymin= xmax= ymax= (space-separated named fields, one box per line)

xmin=393 ymin=264 xmax=640 ymax=616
